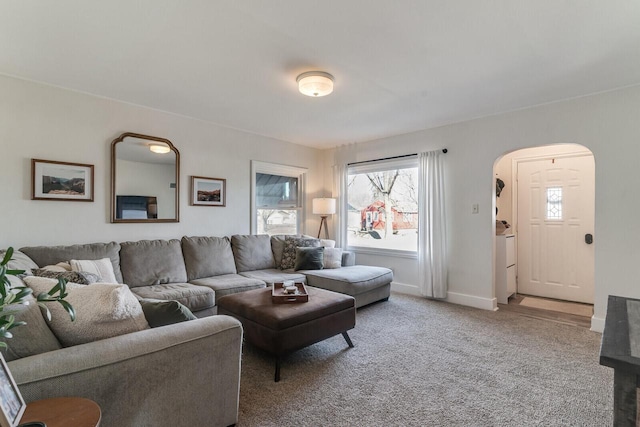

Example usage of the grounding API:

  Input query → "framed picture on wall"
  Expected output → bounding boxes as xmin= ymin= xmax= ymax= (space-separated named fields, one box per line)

xmin=31 ymin=159 xmax=94 ymax=202
xmin=190 ymin=176 xmax=226 ymax=207
xmin=0 ymin=353 xmax=26 ymax=427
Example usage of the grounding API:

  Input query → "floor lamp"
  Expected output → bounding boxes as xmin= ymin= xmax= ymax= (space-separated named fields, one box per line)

xmin=312 ymin=198 xmax=336 ymax=239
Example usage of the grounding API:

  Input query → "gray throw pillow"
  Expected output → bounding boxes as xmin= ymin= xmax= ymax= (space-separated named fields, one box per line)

xmin=281 ymin=236 xmax=321 ymax=270
xmin=32 ymin=268 xmax=101 ymax=285
xmin=294 ymin=247 xmax=324 ymax=271
xmin=140 ymin=300 xmax=197 ymax=328
xmin=0 ymin=295 xmax=62 ymax=361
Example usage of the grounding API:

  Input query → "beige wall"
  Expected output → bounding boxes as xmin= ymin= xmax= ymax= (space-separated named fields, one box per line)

xmin=323 ymin=85 xmax=640 ymax=331
xmin=0 ymin=75 xmax=323 ymax=247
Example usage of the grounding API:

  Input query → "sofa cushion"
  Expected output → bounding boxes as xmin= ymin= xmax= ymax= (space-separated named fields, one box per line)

xmin=20 ymin=242 xmax=123 ymax=283
xmin=32 ymin=268 xmax=101 ymax=285
xmin=303 ymin=265 xmax=393 ymax=296
xmin=280 ymin=236 xmax=321 ymax=270
xmin=120 ymin=239 xmax=188 ymax=287
xmin=294 ymin=247 xmax=324 ymax=271
xmin=0 ymin=294 xmax=62 ymax=362
xmin=239 ymin=269 xmax=306 ymax=284
xmin=70 ymin=258 xmax=118 ymax=283
xmin=139 ymin=299 xmax=197 ymax=327
xmin=190 ymin=274 xmax=266 ymax=304
xmin=130 ymin=283 xmax=215 ymax=312
xmin=0 ymin=249 xmax=39 ymax=276
xmin=231 ymin=235 xmax=275 ymax=272
xmin=24 ymin=276 xmax=149 ymax=347
xmin=181 ymin=236 xmax=237 ymax=280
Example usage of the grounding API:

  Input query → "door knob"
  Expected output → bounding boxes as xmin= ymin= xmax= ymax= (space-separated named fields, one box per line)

xmin=585 ymin=234 xmax=593 ymax=244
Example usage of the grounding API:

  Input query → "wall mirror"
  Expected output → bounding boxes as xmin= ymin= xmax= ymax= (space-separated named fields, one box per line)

xmin=111 ymin=132 xmax=179 ymax=223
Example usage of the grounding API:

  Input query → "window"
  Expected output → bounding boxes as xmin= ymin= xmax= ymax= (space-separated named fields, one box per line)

xmin=251 ymin=161 xmax=307 ymax=235
xmin=546 ymin=187 xmax=562 ymax=220
xmin=346 ymin=156 xmax=419 ymax=252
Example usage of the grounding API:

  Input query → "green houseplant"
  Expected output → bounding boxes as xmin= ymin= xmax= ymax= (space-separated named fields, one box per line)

xmin=0 ymin=247 xmax=75 ymax=350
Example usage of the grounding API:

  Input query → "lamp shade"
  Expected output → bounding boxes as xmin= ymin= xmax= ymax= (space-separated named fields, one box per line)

xmin=297 ymin=71 xmax=334 ymax=97
xmin=312 ymin=198 xmax=336 ymax=215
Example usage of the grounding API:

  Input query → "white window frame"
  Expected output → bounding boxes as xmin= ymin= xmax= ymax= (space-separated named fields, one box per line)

xmin=251 ymin=160 xmax=307 ymax=235
xmin=345 ymin=156 xmax=419 ymax=259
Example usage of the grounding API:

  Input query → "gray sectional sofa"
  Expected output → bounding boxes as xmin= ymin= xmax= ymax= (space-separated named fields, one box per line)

xmin=20 ymin=234 xmax=392 ymax=315
xmin=4 ymin=234 xmax=392 ymax=427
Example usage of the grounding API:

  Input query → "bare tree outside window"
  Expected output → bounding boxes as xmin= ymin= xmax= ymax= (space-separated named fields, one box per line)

xmin=347 ymin=160 xmax=418 ymax=251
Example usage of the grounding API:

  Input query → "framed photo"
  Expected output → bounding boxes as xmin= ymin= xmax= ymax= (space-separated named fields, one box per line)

xmin=191 ymin=176 xmax=226 ymax=207
xmin=32 ymin=159 xmax=94 ymax=202
xmin=0 ymin=353 xmax=26 ymax=427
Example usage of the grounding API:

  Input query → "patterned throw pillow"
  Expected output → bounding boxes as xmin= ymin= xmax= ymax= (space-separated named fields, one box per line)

xmin=280 ymin=236 xmax=321 ymax=270
xmin=32 ymin=268 xmax=101 ymax=285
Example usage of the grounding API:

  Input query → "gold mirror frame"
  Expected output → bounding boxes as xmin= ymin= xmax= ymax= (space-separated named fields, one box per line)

xmin=110 ymin=132 xmax=180 ymax=223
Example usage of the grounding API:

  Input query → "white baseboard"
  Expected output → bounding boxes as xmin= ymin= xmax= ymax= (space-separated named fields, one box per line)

xmin=391 ymin=285 xmax=497 ymax=311
xmin=590 ymin=315 xmax=605 ymax=333
xmin=446 ymin=291 xmax=497 ymax=311
xmin=391 ymin=281 xmax=420 ymax=296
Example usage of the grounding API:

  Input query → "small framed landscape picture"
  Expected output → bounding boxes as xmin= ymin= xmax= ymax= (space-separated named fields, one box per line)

xmin=31 ymin=159 xmax=94 ymax=202
xmin=191 ymin=176 xmax=226 ymax=207
xmin=0 ymin=354 xmax=26 ymax=427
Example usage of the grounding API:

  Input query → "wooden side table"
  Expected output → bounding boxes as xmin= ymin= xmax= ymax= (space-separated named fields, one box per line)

xmin=599 ymin=295 xmax=640 ymax=427
xmin=18 ymin=397 xmax=101 ymax=427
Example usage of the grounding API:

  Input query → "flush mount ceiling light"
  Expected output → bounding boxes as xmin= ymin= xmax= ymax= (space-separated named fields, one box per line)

xmin=296 ymin=71 xmax=334 ymax=97
xmin=149 ymin=144 xmax=170 ymax=154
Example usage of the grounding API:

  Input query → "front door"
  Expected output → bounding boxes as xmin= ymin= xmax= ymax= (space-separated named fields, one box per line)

xmin=517 ymin=155 xmax=595 ymax=303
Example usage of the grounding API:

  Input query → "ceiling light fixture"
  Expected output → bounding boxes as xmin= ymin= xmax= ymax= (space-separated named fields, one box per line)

xmin=149 ymin=144 xmax=170 ymax=154
xmin=297 ymin=71 xmax=334 ymax=97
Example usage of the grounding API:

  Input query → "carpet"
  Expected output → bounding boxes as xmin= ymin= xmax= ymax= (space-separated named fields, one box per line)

xmin=519 ymin=296 xmax=593 ymax=318
xmin=237 ymin=292 xmax=612 ymax=426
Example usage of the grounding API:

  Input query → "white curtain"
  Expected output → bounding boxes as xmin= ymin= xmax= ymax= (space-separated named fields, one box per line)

xmin=332 ymin=163 xmax=348 ymax=248
xmin=418 ymin=151 xmax=448 ymax=298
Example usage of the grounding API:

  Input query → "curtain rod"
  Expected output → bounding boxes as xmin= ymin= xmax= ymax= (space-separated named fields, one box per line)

xmin=347 ymin=149 xmax=448 ymax=166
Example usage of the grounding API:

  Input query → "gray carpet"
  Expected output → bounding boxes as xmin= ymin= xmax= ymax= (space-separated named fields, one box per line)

xmin=237 ymin=292 xmax=613 ymax=426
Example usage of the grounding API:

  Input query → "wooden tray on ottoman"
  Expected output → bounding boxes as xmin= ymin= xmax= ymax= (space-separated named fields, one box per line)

xmin=272 ymin=282 xmax=309 ymax=303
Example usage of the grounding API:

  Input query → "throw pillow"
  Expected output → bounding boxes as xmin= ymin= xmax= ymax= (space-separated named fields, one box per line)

xmin=320 ymin=239 xmax=336 ymax=248
xmin=294 ymin=247 xmax=324 ymax=271
xmin=70 ymin=258 xmax=117 ymax=283
xmin=139 ymin=299 xmax=197 ymax=328
xmin=323 ymin=248 xmax=343 ymax=269
xmin=23 ymin=276 xmax=149 ymax=347
xmin=280 ymin=236 xmax=321 ymax=270
xmin=32 ymin=268 xmax=101 ymax=285
xmin=0 ymin=294 xmax=62 ymax=362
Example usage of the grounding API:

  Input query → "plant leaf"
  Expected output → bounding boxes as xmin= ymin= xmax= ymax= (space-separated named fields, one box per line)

xmin=37 ymin=301 xmax=52 ymax=321
xmin=1 ymin=248 xmax=13 ymax=265
xmin=58 ymin=300 xmax=76 ymax=321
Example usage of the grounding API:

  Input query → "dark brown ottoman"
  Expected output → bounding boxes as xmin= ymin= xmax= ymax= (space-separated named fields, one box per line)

xmin=217 ymin=286 xmax=356 ymax=382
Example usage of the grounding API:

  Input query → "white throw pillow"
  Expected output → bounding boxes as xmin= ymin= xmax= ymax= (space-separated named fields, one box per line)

xmin=323 ymin=248 xmax=343 ymax=269
xmin=23 ymin=276 xmax=149 ymax=347
xmin=70 ymin=258 xmax=117 ymax=283
xmin=320 ymin=239 xmax=336 ymax=248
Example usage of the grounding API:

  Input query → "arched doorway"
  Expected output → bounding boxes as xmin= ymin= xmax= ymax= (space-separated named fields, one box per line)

xmin=493 ymin=144 xmax=595 ymax=319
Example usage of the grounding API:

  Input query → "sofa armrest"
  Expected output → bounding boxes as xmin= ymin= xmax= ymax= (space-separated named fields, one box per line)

xmin=9 ymin=315 xmax=242 ymax=427
xmin=342 ymin=250 xmax=355 ymax=266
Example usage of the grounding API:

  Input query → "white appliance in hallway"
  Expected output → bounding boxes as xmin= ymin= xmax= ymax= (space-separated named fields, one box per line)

xmin=516 ymin=154 xmax=595 ymax=303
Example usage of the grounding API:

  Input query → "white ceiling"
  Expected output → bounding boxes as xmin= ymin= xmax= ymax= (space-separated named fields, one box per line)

xmin=2 ymin=1 xmax=640 ymax=149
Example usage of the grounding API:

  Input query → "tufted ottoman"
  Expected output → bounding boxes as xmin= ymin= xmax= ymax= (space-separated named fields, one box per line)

xmin=217 ymin=286 xmax=355 ymax=382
